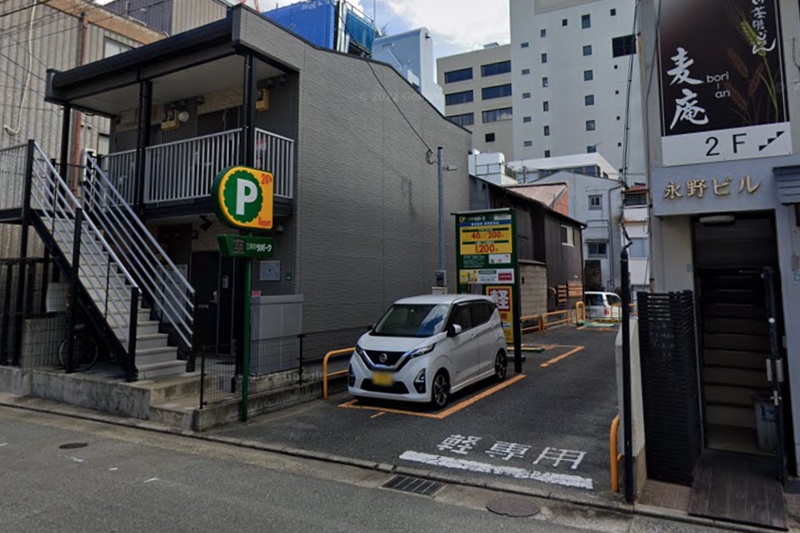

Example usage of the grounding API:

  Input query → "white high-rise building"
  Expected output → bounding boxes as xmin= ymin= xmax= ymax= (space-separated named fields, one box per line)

xmin=510 ymin=0 xmax=646 ymax=180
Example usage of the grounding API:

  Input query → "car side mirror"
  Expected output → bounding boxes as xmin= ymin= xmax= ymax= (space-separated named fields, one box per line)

xmin=447 ymin=324 xmax=463 ymax=337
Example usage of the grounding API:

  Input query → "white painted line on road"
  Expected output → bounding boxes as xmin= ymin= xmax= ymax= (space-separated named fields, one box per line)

xmin=143 ymin=477 xmax=159 ymax=483
xmin=109 ymin=468 xmax=119 ymax=472
xmin=0 ymin=442 xmax=8 ymax=447
xmin=68 ymin=456 xmax=85 ymax=463
xmin=399 ymin=451 xmax=594 ymax=490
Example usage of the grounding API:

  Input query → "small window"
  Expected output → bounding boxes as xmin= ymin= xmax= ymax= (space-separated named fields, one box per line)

xmin=624 ymin=192 xmax=648 ymax=207
xmin=523 ymin=116 xmax=532 ymax=123
xmin=612 ymin=34 xmax=636 ymax=57
xmin=586 ymin=120 xmax=596 ymax=131
xmin=587 ymin=145 xmax=597 ymax=153
xmin=481 ymin=61 xmax=512 ymax=77
xmin=583 ymin=45 xmax=592 ymax=56
xmin=522 ymin=68 xmax=531 ymax=75
xmin=585 ymin=94 xmax=595 ymax=106
xmin=104 ymin=38 xmax=133 ymax=58
xmin=544 ymin=150 xmax=551 ymax=157
xmin=524 ymin=140 xmax=533 ymax=147
xmin=628 ymin=237 xmax=650 ymax=258
xmin=588 ymin=242 xmax=607 ymax=257
xmin=444 ymin=67 xmax=473 ymax=84
xmin=469 ymin=302 xmax=494 ymax=327
xmin=589 ymin=195 xmax=602 ymax=210
xmin=617 ymin=116 xmax=621 ymax=121
xmin=542 ymin=77 xmax=549 ymax=87
xmin=521 ymin=41 xmax=530 ymax=48
xmin=562 ymin=18 xmax=568 ymax=26
xmin=522 ymin=92 xmax=531 ymax=99
xmin=543 ymin=125 xmax=550 ymax=136
xmin=482 ymin=107 xmax=513 ymax=123
xmin=581 ymin=14 xmax=591 ymax=29
xmin=541 ymin=53 xmax=548 ymax=63
xmin=450 ymin=304 xmax=473 ymax=331
xmin=447 ymin=113 xmax=474 ymax=127
xmin=610 ymin=8 xmax=617 ymax=16
xmin=561 ymin=225 xmax=575 ymax=246
xmin=540 ymin=29 xmax=547 ymax=37
xmin=585 ymin=293 xmax=603 ymax=306
xmin=482 ymin=84 xmax=512 ymax=99
xmin=543 ymin=101 xmax=550 ymax=112
xmin=445 ymin=90 xmax=473 ymax=106
xmin=485 ymin=133 xmax=496 ymax=143
xmin=584 ymin=70 xmax=593 ymax=81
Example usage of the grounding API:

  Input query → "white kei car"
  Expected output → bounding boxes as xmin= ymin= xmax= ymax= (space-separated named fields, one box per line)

xmin=347 ymin=294 xmax=509 ymax=409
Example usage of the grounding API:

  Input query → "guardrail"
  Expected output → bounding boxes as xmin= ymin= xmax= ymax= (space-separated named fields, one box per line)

xmin=541 ymin=309 xmax=571 ymax=330
xmin=520 ymin=314 xmax=543 ymax=334
xmin=322 ymin=347 xmax=354 ymax=399
xmin=575 ymin=301 xmax=586 ymax=324
xmin=610 ymin=414 xmax=621 ymax=493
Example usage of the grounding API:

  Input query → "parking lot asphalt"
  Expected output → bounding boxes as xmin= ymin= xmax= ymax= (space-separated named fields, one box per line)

xmin=211 ymin=326 xmax=620 ymax=500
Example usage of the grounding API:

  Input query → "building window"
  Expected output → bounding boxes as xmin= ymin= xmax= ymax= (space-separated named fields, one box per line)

xmin=522 ymin=92 xmax=531 ymax=99
xmin=444 ymin=67 xmax=473 ymax=84
xmin=97 ymin=133 xmax=111 ymax=155
xmin=628 ymin=237 xmax=649 ymax=258
xmin=543 ymin=125 xmax=550 ymax=136
xmin=587 ymin=145 xmax=597 ymax=153
xmin=589 ymin=194 xmax=602 ymax=210
xmin=524 ymin=140 xmax=533 ymax=147
xmin=585 ymin=94 xmax=595 ymax=106
xmin=522 ymin=68 xmax=531 ymax=75
xmin=561 ymin=225 xmax=575 ymax=246
xmin=445 ymin=90 xmax=473 ymax=106
xmin=588 ymin=241 xmax=607 ymax=257
xmin=583 ymin=45 xmax=592 ymax=56
xmin=562 ymin=18 xmax=568 ymax=26
xmin=481 ymin=61 xmax=512 ymax=77
xmin=586 ymin=120 xmax=596 ymax=131
xmin=447 ymin=113 xmax=474 ymax=127
xmin=610 ymin=8 xmax=617 ymax=16
xmin=543 ymin=101 xmax=549 ymax=112
xmin=584 ymin=70 xmax=593 ymax=81
xmin=485 ymin=133 xmax=496 ymax=143
xmin=581 ymin=14 xmax=591 ymax=29
xmin=482 ymin=84 xmax=512 ymax=99
xmin=542 ymin=77 xmax=549 ymax=87
xmin=482 ymin=107 xmax=513 ymax=123
xmin=521 ymin=41 xmax=530 ymax=48
xmin=612 ymin=35 xmax=636 ymax=57
xmin=523 ymin=116 xmax=532 ymax=123
xmin=624 ymin=192 xmax=648 ymax=207
xmin=540 ymin=28 xmax=547 ymax=37
xmin=541 ymin=53 xmax=548 ymax=63
xmin=544 ymin=150 xmax=551 ymax=157
xmin=104 ymin=38 xmax=132 ymax=58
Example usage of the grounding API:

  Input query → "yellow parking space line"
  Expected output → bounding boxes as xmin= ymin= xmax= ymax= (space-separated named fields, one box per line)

xmin=540 ymin=346 xmax=585 ymax=368
xmin=577 ymin=326 xmax=587 ymax=331
xmin=370 ymin=412 xmax=386 ymax=419
xmin=338 ymin=374 xmax=527 ymax=419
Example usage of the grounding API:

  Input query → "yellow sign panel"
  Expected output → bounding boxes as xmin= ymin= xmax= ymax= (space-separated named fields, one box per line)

xmin=485 ymin=285 xmax=514 ymax=344
xmin=459 ymin=224 xmax=513 ymax=255
xmin=211 ymin=166 xmax=274 ymax=230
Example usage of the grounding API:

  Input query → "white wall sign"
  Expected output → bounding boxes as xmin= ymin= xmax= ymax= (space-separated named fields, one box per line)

xmin=662 ymin=123 xmax=792 ymax=166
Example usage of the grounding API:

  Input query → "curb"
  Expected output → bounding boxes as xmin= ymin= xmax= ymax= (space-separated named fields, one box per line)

xmin=0 ymin=396 xmax=781 ymax=533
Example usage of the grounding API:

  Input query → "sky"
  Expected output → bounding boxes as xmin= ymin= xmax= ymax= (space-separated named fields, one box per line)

xmin=96 ymin=0 xmax=511 ymax=59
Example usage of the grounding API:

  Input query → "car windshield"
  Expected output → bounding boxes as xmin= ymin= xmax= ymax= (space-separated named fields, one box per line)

xmin=372 ymin=304 xmax=449 ymax=337
xmin=607 ymin=294 xmax=622 ymax=306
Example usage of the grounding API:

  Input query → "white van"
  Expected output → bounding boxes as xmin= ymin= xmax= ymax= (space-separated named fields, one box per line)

xmin=348 ymin=294 xmax=509 ymax=409
xmin=584 ymin=291 xmax=623 ymax=320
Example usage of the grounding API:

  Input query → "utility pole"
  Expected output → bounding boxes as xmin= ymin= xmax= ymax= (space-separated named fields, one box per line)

xmin=621 ymin=246 xmax=634 ymax=503
xmin=436 ymin=147 xmax=446 ymax=289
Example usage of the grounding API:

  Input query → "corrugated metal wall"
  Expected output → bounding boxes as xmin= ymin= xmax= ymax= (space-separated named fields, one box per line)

xmin=171 ymin=0 xmax=228 ymax=35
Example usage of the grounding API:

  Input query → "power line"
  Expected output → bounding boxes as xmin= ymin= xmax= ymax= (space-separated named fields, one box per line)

xmin=0 ymin=0 xmax=49 ymax=20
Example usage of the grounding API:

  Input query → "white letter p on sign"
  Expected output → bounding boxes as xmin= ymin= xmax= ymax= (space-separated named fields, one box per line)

xmin=236 ymin=179 xmax=258 ymax=215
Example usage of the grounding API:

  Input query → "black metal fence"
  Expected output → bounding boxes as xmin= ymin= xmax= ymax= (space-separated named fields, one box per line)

xmin=199 ymin=325 xmax=367 ymax=408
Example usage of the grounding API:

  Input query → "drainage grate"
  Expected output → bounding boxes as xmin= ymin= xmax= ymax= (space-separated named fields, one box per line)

xmin=382 ymin=475 xmax=444 ymax=497
xmin=59 ymin=442 xmax=88 ymax=450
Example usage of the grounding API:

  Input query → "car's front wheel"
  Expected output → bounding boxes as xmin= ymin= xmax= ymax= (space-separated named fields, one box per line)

xmin=494 ymin=351 xmax=508 ymax=381
xmin=430 ymin=370 xmax=450 ymax=409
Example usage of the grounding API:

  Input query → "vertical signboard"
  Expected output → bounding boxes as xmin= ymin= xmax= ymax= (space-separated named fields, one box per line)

xmin=455 ymin=209 xmax=523 ymax=373
xmin=658 ymin=0 xmax=790 ymax=166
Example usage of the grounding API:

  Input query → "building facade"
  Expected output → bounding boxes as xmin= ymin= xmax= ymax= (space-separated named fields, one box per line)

xmin=437 ymin=44 xmax=514 ymax=157
xmin=509 ymin=0 xmax=646 ymax=180
xmin=103 ymin=0 xmax=229 ymax=35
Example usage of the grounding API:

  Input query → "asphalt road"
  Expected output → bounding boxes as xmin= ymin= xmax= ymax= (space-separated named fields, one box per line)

xmin=0 ymin=406 xmax=726 ymax=533
xmin=213 ymin=327 xmax=619 ymax=499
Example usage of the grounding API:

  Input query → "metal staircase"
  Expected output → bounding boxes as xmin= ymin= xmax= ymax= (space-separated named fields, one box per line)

xmin=10 ymin=141 xmax=195 ymax=381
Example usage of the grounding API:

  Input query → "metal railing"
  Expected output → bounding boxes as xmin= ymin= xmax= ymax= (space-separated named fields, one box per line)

xmin=101 ymin=148 xmax=136 ymax=204
xmin=255 ymin=128 xmax=294 ymax=199
xmin=145 ymin=129 xmax=241 ymax=204
xmin=27 ymin=143 xmax=140 ymax=377
xmin=0 ymin=144 xmax=27 ymax=211
xmin=84 ymin=153 xmax=195 ymax=351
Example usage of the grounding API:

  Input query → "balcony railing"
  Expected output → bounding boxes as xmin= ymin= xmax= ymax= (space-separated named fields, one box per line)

xmin=101 ymin=128 xmax=295 ymax=206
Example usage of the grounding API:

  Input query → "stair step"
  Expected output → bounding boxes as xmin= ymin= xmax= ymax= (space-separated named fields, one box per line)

xmin=137 ymin=321 xmax=160 ymax=336
xmin=138 ymin=360 xmax=187 ymax=380
xmin=136 ymin=345 xmax=179 ymax=365
xmin=130 ymin=332 xmax=170 ymax=350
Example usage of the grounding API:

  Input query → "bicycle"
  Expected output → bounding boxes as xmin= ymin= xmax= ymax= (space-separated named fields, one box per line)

xmin=58 ymin=322 xmax=98 ymax=372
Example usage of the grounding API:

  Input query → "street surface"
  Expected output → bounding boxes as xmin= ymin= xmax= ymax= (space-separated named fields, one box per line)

xmin=0 ymin=406 xmax=728 ymax=532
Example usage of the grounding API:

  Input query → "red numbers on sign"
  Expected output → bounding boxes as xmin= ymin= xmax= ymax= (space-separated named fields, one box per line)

xmin=261 ymin=173 xmax=273 ymax=185
xmin=476 ymin=244 xmax=497 ymax=253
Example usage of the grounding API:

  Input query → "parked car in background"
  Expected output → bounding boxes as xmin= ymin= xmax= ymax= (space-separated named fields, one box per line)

xmin=348 ymin=294 xmax=508 ymax=409
xmin=584 ymin=291 xmax=623 ymax=320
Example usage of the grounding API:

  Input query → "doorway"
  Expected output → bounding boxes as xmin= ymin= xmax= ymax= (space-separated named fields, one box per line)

xmin=191 ymin=251 xmax=237 ymax=356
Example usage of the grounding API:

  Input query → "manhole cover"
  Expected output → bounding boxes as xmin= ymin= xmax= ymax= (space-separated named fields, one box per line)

xmin=59 ymin=442 xmax=88 ymax=450
xmin=487 ymin=497 xmax=541 ymax=517
xmin=382 ymin=475 xmax=444 ymax=497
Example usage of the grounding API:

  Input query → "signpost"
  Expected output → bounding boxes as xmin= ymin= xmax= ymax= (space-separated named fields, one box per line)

xmin=455 ymin=209 xmax=522 ymax=373
xmin=211 ymin=166 xmax=275 ymax=422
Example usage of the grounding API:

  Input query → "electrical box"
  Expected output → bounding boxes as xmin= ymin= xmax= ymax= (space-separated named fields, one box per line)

xmin=161 ymin=109 xmax=179 ymax=131
xmin=256 ymin=89 xmax=270 ymax=111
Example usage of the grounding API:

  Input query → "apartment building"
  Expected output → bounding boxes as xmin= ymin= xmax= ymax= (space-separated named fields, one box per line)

xmin=437 ymin=44 xmax=513 ymax=157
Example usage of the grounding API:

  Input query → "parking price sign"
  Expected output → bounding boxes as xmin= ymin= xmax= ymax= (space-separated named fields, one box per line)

xmin=455 ymin=209 xmax=522 ymax=372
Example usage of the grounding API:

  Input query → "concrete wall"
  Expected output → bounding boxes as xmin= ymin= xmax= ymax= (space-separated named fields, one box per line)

xmin=616 ymin=318 xmax=647 ymax=497
xmin=520 ymin=262 xmax=548 ymax=316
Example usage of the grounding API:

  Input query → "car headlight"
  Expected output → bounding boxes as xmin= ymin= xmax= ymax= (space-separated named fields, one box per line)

xmin=406 ymin=343 xmax=436 ymax=359
xmin=355 ymin=345 xmax=367 ymax=357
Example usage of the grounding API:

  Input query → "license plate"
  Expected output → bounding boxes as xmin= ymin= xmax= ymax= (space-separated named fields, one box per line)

xmin=372 ymin=372 xmax=393 ymax=387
